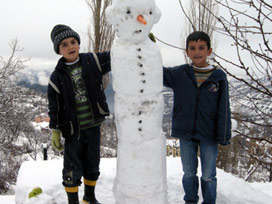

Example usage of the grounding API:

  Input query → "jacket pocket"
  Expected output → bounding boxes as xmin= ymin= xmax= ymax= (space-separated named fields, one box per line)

xmin=97 ymin=102 xmax=108 ymax=115
xmin=173 ymin=106 xmax=182 ymax=118
xmin=58 ymin=121 xmax=74 ymax=138
xmin=210 ymin=112 xmax=217 ymax=121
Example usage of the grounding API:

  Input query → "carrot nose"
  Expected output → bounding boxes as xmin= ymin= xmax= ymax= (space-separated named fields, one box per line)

xmin=137 ymin=15 xmax=147 ymax=25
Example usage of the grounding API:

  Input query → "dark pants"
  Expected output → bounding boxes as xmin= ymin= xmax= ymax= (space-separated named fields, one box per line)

xmin=62 ymin=126 xmax=101 ymax=187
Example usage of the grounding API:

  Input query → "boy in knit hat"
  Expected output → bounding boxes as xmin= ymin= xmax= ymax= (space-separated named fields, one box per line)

xmin=48 ymin=24 xmax=111 ymax=204
xmin=163 ymin=31 xmax=231 ymax=204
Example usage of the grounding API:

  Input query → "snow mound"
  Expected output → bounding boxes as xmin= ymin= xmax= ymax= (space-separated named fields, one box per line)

xmin=14 ymin=158 xmax=272 ymax=204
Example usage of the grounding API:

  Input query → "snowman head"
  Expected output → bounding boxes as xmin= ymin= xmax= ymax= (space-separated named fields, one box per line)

xmin=106 ymin=0 xmax=161 ymax=44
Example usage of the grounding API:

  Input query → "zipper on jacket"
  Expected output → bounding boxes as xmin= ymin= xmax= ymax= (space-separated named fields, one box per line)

xmin=64 ymin=69 xmax=81 ymax=140
xmin=192 ymin=88 xmax=200 ymax=135
xmin=56 ymin=92 xmax=60 ymax=130
xmin=82 ymin=78 xmax=95 ymax=121
xmin=81 ymin=72 xmax=97 ymax=128
xmin=191 ymin=66 xmax=214 ymax=136
xmin=191 ymin=67 xmax=199 ymax=136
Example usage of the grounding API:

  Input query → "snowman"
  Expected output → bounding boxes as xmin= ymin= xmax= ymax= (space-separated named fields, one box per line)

xmin=106 ymin=0 xmax=167 ymax=203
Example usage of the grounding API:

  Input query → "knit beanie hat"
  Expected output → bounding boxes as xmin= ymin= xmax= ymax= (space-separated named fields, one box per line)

xmin=50 ymin=24 xmax=81 ymax=54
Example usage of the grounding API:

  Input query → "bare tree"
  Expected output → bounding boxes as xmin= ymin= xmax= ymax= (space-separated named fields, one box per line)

xmin=177 ymin=0 xmax=272 ymax=181
xmin=0 ymin=39 xmax=60 ymax=193
xmin=205 ymin=0 xmax=272 ymax=182
xmin=179 ymin=0 xmax=219 ymax=63
xmin=0 ymin=39 xmax=27 ymax=83
xmin=0 ymin=39 xmax=28 ymax=192
xmin=85 ymin=0 xmax=115 ymax=52
xmin=85 ymin=0 xmax=115 ymax=92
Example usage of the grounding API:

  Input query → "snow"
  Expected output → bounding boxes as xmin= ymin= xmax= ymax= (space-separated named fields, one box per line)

xmin=15 ymin=160 xmax=63 ymax=204
xmin=110 ymin=42 xmax=163 ymax=95
xmin=31 ymin=121 xmax=49 ymax=130
xmin=106 ymin=0 xmax=161 ymax=44
xmin=2 ymin=157 xmax=272 ymax=204
xmin=1 ymin=1 xmax=270 ymax=203
xmin=106 ymin=0 xmax=167 ymax=203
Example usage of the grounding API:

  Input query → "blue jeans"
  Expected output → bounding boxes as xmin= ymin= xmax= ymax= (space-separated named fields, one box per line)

xmin=179 ymin=137 xmax=218 ymax=204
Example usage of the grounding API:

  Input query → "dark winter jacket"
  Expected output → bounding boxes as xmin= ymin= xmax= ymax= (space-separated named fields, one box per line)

xmin=48 ymin=52 xmax=111 ymax=138
xmin=163 ymin=64 xmax=231 ymax=145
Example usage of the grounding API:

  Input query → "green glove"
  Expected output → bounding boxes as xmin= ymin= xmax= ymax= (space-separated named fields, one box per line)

xmin=148 ymin=32 xmax=156 ymax=43
xmin=28 ymin=187 xmax=42 ymax=198
xmin=52 ymin=130 xmax=64 ymax=151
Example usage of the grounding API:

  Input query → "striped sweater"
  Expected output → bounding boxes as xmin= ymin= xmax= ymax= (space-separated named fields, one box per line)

xmin=66 ymin=59 xmax=98 ymax=130
xmin=192 ymin=65 xmax=216 ymax=87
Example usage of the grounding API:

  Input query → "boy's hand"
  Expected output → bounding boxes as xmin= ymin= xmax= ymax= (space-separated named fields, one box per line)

xmin=52 ymin=130 xmax=64 ymax=151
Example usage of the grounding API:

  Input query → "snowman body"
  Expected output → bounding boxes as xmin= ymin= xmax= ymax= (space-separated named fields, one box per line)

xmin=106 ymin=1 xmax=167 ymax=203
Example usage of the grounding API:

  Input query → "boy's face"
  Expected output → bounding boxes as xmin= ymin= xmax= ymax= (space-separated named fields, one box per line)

xmin=59 ymin=37 xmax=80 ymax=62
xmin=186 ymin=39 xmax=212 ymax=68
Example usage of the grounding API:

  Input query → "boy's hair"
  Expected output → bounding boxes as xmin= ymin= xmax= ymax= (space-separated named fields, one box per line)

xmin=51 ymin=24 xmax=81 ymax=54
xmin=186 ymin=31 xmax=211 ymax=50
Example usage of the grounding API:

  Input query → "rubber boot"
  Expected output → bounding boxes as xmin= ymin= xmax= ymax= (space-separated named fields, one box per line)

xmin=83 ymin=184 xmax=101 ymax=204
xmin=66 ymin=192 xmax=79 ymax=204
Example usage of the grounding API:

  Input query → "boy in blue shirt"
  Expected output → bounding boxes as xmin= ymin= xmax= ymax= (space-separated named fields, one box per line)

xmin=163 ymin=31 xmax=231 ymax=204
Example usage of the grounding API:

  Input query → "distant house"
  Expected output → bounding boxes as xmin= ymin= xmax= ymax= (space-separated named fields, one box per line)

xmin=34 ymin=113 xmax=50 ymax=123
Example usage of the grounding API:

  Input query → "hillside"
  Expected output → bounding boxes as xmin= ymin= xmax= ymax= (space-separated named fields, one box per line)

xmin=14 ymin=70 xmax=272 ymax=183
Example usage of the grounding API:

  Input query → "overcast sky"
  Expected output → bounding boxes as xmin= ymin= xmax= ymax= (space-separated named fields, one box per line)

xmin=1 ymin=0 xmax=251 ymax=83
xmin=0 ymin=0 xmax=186 ymax=72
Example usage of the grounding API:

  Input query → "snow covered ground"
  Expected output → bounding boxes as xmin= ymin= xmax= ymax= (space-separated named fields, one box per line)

xmin=1 ymin=157 xmax=272 ymax=204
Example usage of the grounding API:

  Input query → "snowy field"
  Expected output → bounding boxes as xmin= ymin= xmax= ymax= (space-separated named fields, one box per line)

xmin=1 ymin=157 xmax=272 ymax=204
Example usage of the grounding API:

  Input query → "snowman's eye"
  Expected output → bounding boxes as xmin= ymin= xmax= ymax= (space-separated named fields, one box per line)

xmin=127 ymin=9 xmax=131 ymax=14
xmin=149 ymin=11 xmax=152 ymax=15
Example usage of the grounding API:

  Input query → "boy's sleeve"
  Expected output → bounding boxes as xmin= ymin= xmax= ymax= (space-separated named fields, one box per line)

xmin=163 ymin=66 xmax=176 ymax=88
xmin=47 ymin=73 xmax=60 ymax=130
xmin=96 ymin=51 xmax=111 ymax=74
xmin=216 ymin=76 xmax=232 ymax=145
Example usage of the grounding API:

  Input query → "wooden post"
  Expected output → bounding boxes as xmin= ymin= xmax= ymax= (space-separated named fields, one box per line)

xmin=269 ymin=163 xmax=272 ymax=183
xmin=42 ymin=144 xmax=48 ymax=160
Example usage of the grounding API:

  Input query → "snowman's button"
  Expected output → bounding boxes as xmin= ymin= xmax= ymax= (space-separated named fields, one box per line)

xmin=137 ymin=48 xmax=141 ymax=52
xmin=142 ymin=80 xmax=146 ymax=83
xmin=138 ymin=55 xmax=142 ymax=59
xmin=138 ymin=111 xmax=142 ymax=115
xmin=138 ymin=127 xmax=142 ymax=131
xmin=140 ymin=89 xmax=144 ymax=93
xmin=138 ymin=63 xmax=143 ymax=67
xmin=140 ymin=72 xmax=145 ymax=76
xmin=135 ymin=30 xmax=142 ymax=34
xmin=139 ymin=120 xmax=142 ymax=124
